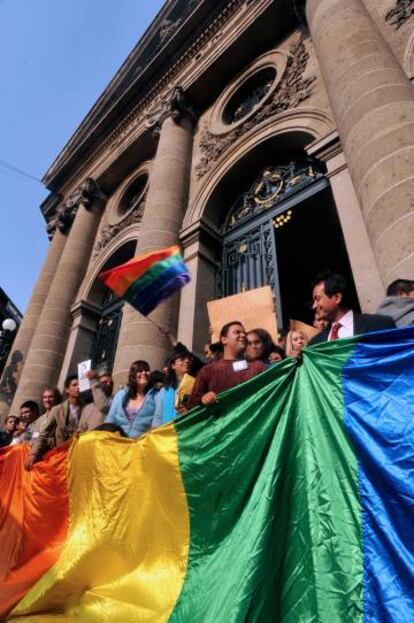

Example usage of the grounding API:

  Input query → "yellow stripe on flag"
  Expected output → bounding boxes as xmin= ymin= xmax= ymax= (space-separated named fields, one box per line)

xmin=10 ymin=429 xmax=189 ymax=622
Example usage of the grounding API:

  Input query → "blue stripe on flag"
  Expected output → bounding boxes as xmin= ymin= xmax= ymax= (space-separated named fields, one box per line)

xmin=343 ymin=327 xmax=414 ymax=622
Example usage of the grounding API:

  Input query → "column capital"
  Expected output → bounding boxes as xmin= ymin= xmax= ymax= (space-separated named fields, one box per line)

xmin=46 ymin=178 xmax=103 ymax=240
xmin=145 ymin=86 xmax=196 ymax=135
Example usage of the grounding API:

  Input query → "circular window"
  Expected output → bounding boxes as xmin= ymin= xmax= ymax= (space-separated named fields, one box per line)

xmin=223 ymin=67 xmax=276 ymax=125
xmin=106 ymin=163 xmax=151 ymax=227
xmin=208 ymin=50 xmax=287 ymax=136
xmin=116 ymin=172 xmax=148 ymax=220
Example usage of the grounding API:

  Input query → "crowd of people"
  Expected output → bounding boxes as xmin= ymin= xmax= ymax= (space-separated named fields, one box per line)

xmin=1 ymin=271 xmax=412 ymax=469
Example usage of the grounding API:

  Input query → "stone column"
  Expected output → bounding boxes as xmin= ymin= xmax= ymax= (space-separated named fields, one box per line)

xmin=112 ymin=87 xmax=194 ymax=387
xmin=10 ymin=179 xmax=103 ymax=408
xmin=177 ymin=222 xmax=220 ymax=356
xmin=0 ymin=229 xmax=67 ymax=421
xmin=307 ymin=0 xmax=414 ymax=285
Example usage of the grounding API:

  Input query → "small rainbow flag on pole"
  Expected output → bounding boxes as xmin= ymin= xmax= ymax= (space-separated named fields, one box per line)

xmin=99 ymin=245 xmax=190 ymax=316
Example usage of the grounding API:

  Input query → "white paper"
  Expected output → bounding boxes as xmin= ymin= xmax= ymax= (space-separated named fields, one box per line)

xmin=232 ymin=360 xmax=248 ymax=372
xmin=78 ymin=359 xmax=92 ymax=392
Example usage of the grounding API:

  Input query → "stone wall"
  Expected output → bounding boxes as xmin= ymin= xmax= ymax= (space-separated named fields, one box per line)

xmin=363 ymin=0 xmax=414 ymax=79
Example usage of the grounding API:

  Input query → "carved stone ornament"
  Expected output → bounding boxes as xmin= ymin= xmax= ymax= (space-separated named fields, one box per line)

xmin=159 ymin=18 xmax=183 ymax=44
xmin=92 ymin=196 xmax=146 ymax=259
xmin=385 ymin=0 xmax=414 ymax=29
xmin=46 ymin=178 xmax=100 ymax=240
xmin=196 ymin=39 xmax=316 ymax=179
xmin=158 ymin=1 xmax=201 ymax=44
xmin=225 ymin=160 xmax=323 ymax=231
xmin=145 ymin=86 xmax=196 ymax=134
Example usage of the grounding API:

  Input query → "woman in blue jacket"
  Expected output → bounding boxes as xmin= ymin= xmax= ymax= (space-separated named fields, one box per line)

xmin=105 ymin=360 xmax=159 ymax=438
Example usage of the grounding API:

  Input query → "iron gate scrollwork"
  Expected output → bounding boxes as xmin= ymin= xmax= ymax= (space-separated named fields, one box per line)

xmin=217 ymin=159 xmax=327 ymax=327
xmin=216 ymin=221 xmax=279 ymax=298
xmin=90 ymin=290 xmax=124 ymax=373
xmin=225 ymin=160 xmax=323 ymax=232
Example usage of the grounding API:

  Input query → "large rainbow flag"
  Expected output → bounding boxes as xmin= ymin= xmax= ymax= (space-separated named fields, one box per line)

xmin=99 ymin=245 xmax=190 ymax=316
xmin=1 ymin=327 xmax=414 ymax=621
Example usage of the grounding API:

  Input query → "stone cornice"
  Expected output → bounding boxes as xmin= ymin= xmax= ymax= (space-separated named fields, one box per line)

xmin=44 ymin=0 xmax=290 ymax=198
xmin=43 ymin=0 xmax=231 ymax=189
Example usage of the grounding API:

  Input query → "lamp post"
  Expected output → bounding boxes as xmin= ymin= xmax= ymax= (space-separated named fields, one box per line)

xmin=0 ymin=318 xmax=17 ymax=374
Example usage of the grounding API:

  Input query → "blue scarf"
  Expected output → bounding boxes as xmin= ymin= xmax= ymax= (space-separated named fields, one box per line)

xmin=161 ymin=387 xmax=176 ymax=425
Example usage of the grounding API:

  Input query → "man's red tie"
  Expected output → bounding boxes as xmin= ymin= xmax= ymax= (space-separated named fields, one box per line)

xmin=330 ymin=322 xmax=342 ymax=341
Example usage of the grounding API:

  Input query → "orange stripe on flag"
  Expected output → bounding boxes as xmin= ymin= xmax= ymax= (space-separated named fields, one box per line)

xmin=0 ymin=443 xmax=69 ymax=618
xmin=99 ymin=245 xmax=180 ymax=296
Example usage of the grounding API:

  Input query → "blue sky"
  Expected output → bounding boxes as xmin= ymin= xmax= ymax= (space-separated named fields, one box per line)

xmin=0 ymin=0 xmax=164 ymax=313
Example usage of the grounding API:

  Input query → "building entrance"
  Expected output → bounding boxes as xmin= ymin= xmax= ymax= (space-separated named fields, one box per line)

xmin=218 ymin=161 xmax=359 ymax=328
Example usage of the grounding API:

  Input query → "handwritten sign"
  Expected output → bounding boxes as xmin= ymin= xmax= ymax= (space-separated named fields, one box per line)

xmin=207 ymin=287 xmax=278 ymax=344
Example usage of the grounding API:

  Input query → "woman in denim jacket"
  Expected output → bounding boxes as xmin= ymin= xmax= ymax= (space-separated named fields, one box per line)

xmin=105 ymin=360 xmax=159 ymax=438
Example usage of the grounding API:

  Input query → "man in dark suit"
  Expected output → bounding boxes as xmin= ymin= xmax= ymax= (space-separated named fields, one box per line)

xmin=309 ymin=271 xmax=396 ymax=346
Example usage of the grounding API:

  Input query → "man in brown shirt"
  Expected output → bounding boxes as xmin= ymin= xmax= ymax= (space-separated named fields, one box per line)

xmin=25 ymin=375 xmax=82 ymax=470
xmin=189 ymin=321 xmax=266 ymax=408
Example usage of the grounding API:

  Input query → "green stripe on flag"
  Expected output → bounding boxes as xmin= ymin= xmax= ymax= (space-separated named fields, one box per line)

xmin=124 ymin=255 xmax=179 ymax=300
xmin=171 ymin=340 xmax=363 ymax=622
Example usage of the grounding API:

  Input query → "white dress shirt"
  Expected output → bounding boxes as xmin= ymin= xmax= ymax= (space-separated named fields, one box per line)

xmin=328 ymin=310 xmax=354 ymax=340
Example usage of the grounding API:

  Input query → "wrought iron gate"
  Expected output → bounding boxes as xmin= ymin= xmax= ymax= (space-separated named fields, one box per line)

xmin=90 ymin=290 xmax=124 ymax=373
xmin=217 ymin=222 xmax=278 ymax=298
xmin=216 ymin=160 xmax=327 ymax=326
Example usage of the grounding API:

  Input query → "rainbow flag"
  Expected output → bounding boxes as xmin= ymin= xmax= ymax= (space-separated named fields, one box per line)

xmin=99 ymin=245 xmax=190 ymax=316
xmin=1 ymin=327 xmax=414 ymax=621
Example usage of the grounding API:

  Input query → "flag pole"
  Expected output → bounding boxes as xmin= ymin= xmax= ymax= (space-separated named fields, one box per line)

xmin=145 ymin=314 xmax=177 ymax=346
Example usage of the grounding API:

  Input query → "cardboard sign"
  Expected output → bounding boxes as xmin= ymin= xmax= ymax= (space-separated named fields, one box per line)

xmin=289 ymin=319 xmax=320 ymax=341
xmin=78 ymin=359 xmax=92 ymax=393
xmin=207 ymin=287 xmax=278 ymax=344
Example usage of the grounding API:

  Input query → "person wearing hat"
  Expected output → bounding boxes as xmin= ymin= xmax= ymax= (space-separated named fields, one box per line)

xmin=152 ymin=343 xmax=197 ymax=427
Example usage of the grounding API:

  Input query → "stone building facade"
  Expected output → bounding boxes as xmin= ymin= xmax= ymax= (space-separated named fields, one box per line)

xmin=1 ymin=0 xmax=414 ymax=417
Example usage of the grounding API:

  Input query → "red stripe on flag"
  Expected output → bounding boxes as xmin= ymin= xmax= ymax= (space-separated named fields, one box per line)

xmin=99 ymin=245 xmax=180 ymax=297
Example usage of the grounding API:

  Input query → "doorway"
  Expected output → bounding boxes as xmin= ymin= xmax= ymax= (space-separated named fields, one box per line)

xmin=274 ymin=185 xmax=359 ymax=326
xmin=218 ymin=163 xmax=359 ymax=328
